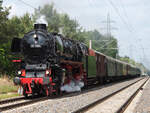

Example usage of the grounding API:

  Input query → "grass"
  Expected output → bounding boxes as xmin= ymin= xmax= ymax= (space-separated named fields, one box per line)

xmin=0 ymin=85 xmax=18 ymax=94
xmin=0 ymin=93 xmax=20 ymax=100
xmin=0 ymin=76 xmax=19 ymax=99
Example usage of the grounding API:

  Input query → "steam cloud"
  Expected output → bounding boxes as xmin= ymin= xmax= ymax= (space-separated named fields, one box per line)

xmin=61 ymin=80 xmax=84 ymax=92
xmin=35 ymin=15 xmax=48 ymax=26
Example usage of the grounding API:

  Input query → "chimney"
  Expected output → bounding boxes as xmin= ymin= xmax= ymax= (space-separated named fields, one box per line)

xmin=34 ymin=24 xmax=47 ymax=30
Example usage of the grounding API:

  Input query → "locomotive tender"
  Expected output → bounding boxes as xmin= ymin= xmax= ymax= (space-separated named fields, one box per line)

xmin=11 ymin=24 xmax=141 ymax=97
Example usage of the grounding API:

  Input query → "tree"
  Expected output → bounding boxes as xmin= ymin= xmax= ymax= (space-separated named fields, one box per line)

xmin=119 ymin=56 xmax=136 ymax=65
xmin=0 ymin=10 xmax=33 ymax=75
xmin=85 ymin=30 xmax=118 ymax=58
xmin=60 ymin=14 xmax=79 ymax=38
xmin=7 ymin=13 xmax=33 ymax=38
xmin=0 ymin=2 xmax=10 ymax=44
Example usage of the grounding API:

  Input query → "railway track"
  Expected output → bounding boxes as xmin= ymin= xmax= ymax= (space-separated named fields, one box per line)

xmin=0 ymin=77 xmax=145 ymax=112
xmin=117 ymin=77 xmax=149 ymax=113
xmin=0 ymin=96 xmax=25 ymax=105
xmin=0 ymin=96 xmax=49 ymax=112
xmin=73 ymin=77 xmax=148 ymax=113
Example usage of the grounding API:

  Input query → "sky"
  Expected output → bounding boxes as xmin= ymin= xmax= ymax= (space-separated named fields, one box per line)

xmin=3 ymin=0 xmax=150 ymax=69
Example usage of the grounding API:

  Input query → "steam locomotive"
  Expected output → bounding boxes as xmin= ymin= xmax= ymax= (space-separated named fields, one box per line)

xmin=12 ymin=24 xmax=88 ymax=97
xmin=11 ymin=24 xmax=141 ymax=97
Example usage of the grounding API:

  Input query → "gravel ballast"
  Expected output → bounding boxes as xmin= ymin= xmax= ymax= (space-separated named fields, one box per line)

xmin=85 ymin=78 xmax=147 ymax=113
xmin=133 ymin=78 xmax=150 ymax=113
xmin=124 ymin=78 xmax=149 ymax=113
xmin=4 ymin=77 xmax=144 ymax=113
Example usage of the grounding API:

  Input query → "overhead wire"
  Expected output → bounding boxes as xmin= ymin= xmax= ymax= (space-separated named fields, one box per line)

xmin=17 ymin=0 xmax=37 ymax=10
xmin=118 ymin=0 xmax=146 ymax=64
xmin=106 ymin=0 xmax=133 ymax=33
xmin=106 ymin=0 xmax=150 ymax=68
xmin=90 ymin=0 xmax=149 ymax=70
xmin=118 ymin=0 xmax=135 ymax=31
xmin=118 ymin=0 xmax=148 ymax=65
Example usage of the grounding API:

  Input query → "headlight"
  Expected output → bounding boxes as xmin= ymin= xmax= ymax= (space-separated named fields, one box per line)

xmin=33 ymin=34 xmax=37 ymax=38
xmin=18 ymin=71 xmax=22 ymax=75
xmin=46 ymin=70 xmax=49 ymax=75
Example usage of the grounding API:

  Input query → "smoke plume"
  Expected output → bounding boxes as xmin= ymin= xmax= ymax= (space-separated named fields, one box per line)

xmin=35 ymin=15 xmax=48 ymax=26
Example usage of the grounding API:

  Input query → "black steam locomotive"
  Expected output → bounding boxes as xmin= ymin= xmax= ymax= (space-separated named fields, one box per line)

xmin=12 ymin=24 xmax=88 ymax=97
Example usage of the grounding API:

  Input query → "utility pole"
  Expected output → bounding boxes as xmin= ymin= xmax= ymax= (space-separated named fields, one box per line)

xmin=101 ymin=13 xmax=117 ymax=40
xmin=107 ymin=13 xmax=111 ymax=39
xmin=101 ymin=13 xmax=118 ymax=59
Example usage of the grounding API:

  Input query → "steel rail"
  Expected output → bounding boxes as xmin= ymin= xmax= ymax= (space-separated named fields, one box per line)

xmin=0 ymin=97 xmax=48 ymax=112
xmin=0 ymin=96 xmax=25 ymax=105
xmin=116 ymin=77 xmax=149 ymax=113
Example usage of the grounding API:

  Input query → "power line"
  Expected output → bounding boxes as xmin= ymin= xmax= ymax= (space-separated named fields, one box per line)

xmin=17 ymin=0 xmax=37 ymax=10
xmin=118 ymin=0 xmax=134 ymax=31
xmin=133 ymin=37 xmax=150 ymax=70
xmin=107 ymin=0 xmax=146 ymax=63
xmin=117 ymin=0 xmax=147 ymax=62
xmin=100 ymin=38 xmax=117 ymax=49
xmin=100 ymin=48 xmax=118 ymax=50
xmin=106 ymin=0 xmax=149 ymax=67
xmin=106 ymin=0 xmax=149 ymax=69
xmin=106 ymin=0 xmax=133 ymax=33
